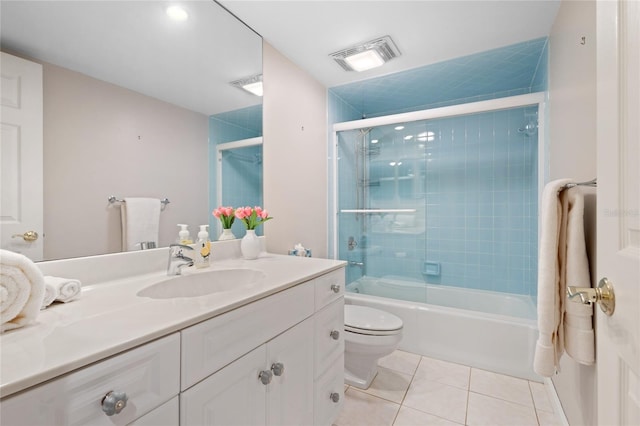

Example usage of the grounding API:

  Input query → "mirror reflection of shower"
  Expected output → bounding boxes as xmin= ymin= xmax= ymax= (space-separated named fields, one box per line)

xmin=518 ymin=110 xmax=538 ymax=137
xmin=216 ymin=137 xmax=263 ymax=239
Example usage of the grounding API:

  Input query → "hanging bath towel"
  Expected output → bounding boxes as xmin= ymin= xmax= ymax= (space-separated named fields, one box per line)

xmin=121 ymin=197 xmax=161 ymax=251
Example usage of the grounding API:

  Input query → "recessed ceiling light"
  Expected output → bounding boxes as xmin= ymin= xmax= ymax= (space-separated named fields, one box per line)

xmin=230 ymin=74 xmax=263 ymax=97
xmin=404 ymin=135 xmax=413 ymax=140
xmin=166 ymin=5 xmax=188 ymax=21
xmin=371 ymin=139 xmax=379 ymax=144
xmin=330 ymin=35 xmax=401 ymax=72
xmin=395 ymin=126 xmax=405 ymax=130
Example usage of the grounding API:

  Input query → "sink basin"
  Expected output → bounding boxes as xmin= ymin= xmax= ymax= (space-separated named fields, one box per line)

xmin=137 ymin=269 xmax=266 ymax=299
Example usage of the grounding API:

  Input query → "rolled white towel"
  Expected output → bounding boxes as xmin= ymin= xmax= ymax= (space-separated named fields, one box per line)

xmin=40 ymin=282 xmax=58 ymax=310
xmin=44 ymin=276 xmax=82 ymax=303
xmin=1 ymin=249 xmax=45 ymax=333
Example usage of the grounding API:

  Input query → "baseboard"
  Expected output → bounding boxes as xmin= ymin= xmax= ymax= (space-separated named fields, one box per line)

xmin=544 ymin=377 xmax=570 ymax=426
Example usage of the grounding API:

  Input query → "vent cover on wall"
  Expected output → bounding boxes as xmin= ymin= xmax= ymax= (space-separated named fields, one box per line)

xmin=330 ymin=35 xmax=401 ymax=72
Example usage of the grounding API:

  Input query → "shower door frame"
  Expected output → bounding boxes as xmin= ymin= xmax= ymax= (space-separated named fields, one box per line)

xmin=330 ymin=92 xmax=547 ymax=261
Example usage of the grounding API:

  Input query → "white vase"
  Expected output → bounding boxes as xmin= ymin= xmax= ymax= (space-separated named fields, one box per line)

xmin=240 ymin=230 xmax=261 ymax=260
xmin=218 ymin=228 xmax=235 ymax=241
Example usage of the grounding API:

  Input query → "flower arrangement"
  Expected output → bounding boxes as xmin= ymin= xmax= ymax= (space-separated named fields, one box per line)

xmin=235 ymin=206 xmax=272 ymax=230
xmin=212 ymin=206 xmax=236 ymax=229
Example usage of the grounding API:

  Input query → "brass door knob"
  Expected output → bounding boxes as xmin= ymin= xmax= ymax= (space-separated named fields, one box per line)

xmin=567 ymin=277 xmax=615 ymax=316
xmin=11 ymin=231 xmax=38 ymax=242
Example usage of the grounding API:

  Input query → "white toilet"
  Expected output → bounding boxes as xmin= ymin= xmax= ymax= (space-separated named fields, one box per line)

xmin=344 ymin=305 xmax=403 ymax=389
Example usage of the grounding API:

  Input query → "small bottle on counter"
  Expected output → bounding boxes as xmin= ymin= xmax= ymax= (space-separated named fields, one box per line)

xmin=177 ymin=224 xmax=192 ymax=244
xmin=194 ymin=225 xmax=211 ymax=268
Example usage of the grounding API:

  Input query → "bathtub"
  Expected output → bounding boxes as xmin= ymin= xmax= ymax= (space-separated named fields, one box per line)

xmin=345 ymin=276 xmax=541 ymax=382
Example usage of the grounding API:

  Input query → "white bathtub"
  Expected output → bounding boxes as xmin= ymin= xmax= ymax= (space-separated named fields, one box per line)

xmin=345 ymin=276 xmax=541 ymax=382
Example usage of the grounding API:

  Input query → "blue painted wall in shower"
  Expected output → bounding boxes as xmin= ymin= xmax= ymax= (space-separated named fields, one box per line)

xmin=209 ymin=104 xmax=263 ymax=239
xmin=331 ymin=38 xmax=547 ymax=297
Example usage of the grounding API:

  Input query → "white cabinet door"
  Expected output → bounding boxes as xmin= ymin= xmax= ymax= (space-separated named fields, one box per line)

xmin=266 ymin=317 xmax=314 ymax=426
xmin=596 ymin=1 xmax=640 ymax=424
xmin=0 ymin=52 xmax=43 ymax=261
xmin=180 ymin=345 xmax=267 ymax=426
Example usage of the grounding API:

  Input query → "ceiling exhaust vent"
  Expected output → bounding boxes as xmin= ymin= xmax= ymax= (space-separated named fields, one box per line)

xmin=329 ymin=35 xmax=401 ymax=72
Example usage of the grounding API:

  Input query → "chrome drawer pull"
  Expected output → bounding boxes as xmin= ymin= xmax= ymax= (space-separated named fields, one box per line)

xmin=330 ymin=330 xmax=340 ymax=340
xmin=330 ymin=392 xmax=340 ymax=403
xmin=101 ymin=390 xmax=128 ymax=416
xmin=330 ymin=284 xmax=340 ymax=293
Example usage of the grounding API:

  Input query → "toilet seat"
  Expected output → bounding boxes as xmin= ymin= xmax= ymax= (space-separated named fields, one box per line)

xmin=344 ymin=305 xmax=403 ymax=336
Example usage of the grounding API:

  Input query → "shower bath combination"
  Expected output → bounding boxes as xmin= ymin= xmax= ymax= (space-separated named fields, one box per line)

xmin=332 ymin=93 xmax=546 ymax=380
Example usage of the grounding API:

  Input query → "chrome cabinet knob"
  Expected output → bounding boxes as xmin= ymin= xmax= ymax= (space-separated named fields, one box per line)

xmin=101 ymin=390 xmax=128 ymax=416
xmin=11 ymin=231 xmax=38 ymax=242
xmin=259 ymin=369 xmax=273 ymax=385
xmin=330 ymin=330 xmax=340 ymax=340
xmin=330 ymin=392 xmax=340 ymax=403
xmin=330 ymin=284 xmax=341 ymax=293
xmin=271 ymin=362 xmax=285 ymax=376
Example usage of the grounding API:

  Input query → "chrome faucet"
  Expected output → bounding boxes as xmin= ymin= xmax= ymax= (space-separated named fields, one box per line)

xmin=167 ymin=244 xmax=194 ymax=275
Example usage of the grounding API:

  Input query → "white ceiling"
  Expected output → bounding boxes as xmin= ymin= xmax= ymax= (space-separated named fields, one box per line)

xmin=220 ymin=0 xmax=561 ymax=88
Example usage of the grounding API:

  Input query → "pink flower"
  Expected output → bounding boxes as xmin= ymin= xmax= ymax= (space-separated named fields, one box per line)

xmin=259 ymin=209 xmax=269 ymax=219
xmin=213 ymin=208 xmax=221 ymax=218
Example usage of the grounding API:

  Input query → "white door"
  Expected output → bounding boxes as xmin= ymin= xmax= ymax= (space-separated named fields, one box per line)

xmin=180 ymin=345 xmax=267 ymax=426
xmin=0 ymin=52 xmax=43 ymax=260
xmin=596 ymin=1 xmax=640 ymax=424
xmin=266 ymin=318 xmax=314 ymax=426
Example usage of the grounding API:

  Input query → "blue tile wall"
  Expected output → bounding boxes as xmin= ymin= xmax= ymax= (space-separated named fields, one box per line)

xmin=209 ymin=104 xmax=263 ymax=239
xmin=332 ymin=38 xmax=547 ymax=298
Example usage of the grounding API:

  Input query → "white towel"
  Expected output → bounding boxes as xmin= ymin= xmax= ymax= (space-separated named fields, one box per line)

xmin=0 ymin=249 xmax=45 ymax=333
xmin=44 ymin=276 xmax=82 ymax=303
xmin=562 ymin=188 xmax=595 ymax=365
xmin=41 ymin=282 xmax=57 ymax=309
xmin=121 ymin=197 xmax=161 ymax=252
xmin=534 ymin=179 xmax=594 ymax=377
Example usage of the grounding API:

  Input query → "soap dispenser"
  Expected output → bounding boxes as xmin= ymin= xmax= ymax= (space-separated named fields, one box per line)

xmin=177 ymin=224 xmax=192 ymax=245
xmin=194 ymin=225 xmax=211 ymax=268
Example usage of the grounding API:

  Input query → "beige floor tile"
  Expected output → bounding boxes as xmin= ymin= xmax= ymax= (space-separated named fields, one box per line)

xmin=393 ymin=406 xmax=463 ymax=426
xmin=467 ymin=392 xmax=537 ymax=426
xmin=359 ymin=367 xmax=413 ymax=404
xmin=402 ymin=376 xmax=468 ymax=424
xmin=536 ymin=409 xmax=564 ymax=426
xmin=334 ymin=388 xmax=400 ymax=426
xmin=469 ymin=368 xmax=534 ymax=407
xmin=529 ymin=381 xmax=554 ymax=412
xmin=414 ymin=356 xmax=471 ymax=390
xmin=378 ymin=350 xmax=422 ymax=376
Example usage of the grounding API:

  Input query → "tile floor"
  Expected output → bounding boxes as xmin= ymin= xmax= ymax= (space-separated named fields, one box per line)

xmin=334 ymin=350 xmax=564 ymax=426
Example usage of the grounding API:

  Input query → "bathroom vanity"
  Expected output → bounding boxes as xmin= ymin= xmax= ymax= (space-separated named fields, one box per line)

xmin=0 ymin=244 xmax=346 ymax=425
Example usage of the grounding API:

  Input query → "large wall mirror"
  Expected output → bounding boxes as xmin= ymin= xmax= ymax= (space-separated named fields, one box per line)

xmin=1 ymin=0 xmax=263 ymax=262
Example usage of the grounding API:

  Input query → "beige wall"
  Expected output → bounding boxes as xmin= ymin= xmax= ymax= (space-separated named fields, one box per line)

xmin=548 ymin=1 xmax=597 ymax=424
xmin=43 ymin=62 xmax=209 ymax=260
xmin=262 ymin=42 xmax=328 ymax=257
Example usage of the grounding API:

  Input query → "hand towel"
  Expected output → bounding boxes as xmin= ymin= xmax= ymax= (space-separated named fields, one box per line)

xmin=562 ymin=187 xmax=595 ymax=365
xmin=534 ymin=178 xmax=572 ymax=377
xmin=121 ymin=197 xmax=161 ymax=252
xmin=41 ymin=282 xmax=57 ymax=309
xmin=0 ymin=249 xmax=45 ymax=333
xmin=44 ymin=276 xmax=82 ymax=303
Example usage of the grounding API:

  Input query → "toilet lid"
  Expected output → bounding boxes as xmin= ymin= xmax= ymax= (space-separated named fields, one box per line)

xmin=344 ymin=305 xmax=403 ymax=335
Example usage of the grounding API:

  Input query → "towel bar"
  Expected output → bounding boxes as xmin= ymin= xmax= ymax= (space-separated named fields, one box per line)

xmin=108 ymin=196 xmax=170 ymax=211
xmin=561 ymin=178 xmax=597 ymax=190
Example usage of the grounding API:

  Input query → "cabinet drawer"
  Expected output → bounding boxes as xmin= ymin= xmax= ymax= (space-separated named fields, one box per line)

xmin=314 ymin=298 xmax=344 ymax=379
xmin=314 ymin=268 xmax=345 ymax=311
xmin=313 ymin=353 xmax=344 ymax=426
xmin=0 ymin=334 xmax=180 ymax=426
xmin=181 ymin=281 xmax=314 ymax=391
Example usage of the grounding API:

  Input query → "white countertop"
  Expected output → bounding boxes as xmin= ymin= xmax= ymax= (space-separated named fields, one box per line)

xmin=0 ymin=253 xmax=345 ymax=398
